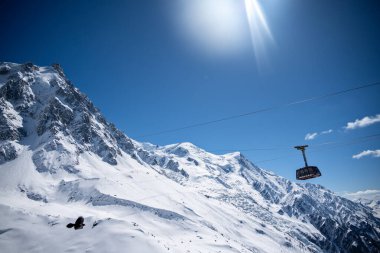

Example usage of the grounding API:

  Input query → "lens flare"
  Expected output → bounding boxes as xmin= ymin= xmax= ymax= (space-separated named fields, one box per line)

xmin=244 ymin=0 xmax=275 ymax=70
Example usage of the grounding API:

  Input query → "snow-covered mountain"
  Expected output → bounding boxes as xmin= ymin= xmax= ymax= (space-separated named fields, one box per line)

xmin=0 ymin=62 xmax=379 ymax=253
xmin=342 ymin=190 xmax=380 ymax=219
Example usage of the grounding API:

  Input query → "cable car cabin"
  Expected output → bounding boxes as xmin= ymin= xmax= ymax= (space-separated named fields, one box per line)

xmin=294 ymin=145 xmax=322 ymax=180
xmin=296 ymin=166 xmax=321 ymax=180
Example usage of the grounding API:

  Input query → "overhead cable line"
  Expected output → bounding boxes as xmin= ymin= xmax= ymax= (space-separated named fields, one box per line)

xmin=226 ymin=133 xmax=380 ymax=154
xmin=252 ymin=133 xmax=380 ymax=164
xmin=308 ymin=133 xmax=380 ymax=150
xmin=135 ymin=81 xmax=380 ymax=138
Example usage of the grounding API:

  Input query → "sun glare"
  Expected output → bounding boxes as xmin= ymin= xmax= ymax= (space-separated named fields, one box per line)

xmin=176 ymin=0 xmax=246 ymax=58
xmin=175 ymin=0 xmax=274 ymax=65
xmin=244 ymin=0 xmax=274 ymax=69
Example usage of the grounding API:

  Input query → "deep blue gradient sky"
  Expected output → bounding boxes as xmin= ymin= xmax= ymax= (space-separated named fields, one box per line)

xmin=1 ymin=0 xmax=379 ymax=192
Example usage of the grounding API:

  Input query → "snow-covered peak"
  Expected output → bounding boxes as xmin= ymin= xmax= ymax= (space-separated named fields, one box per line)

xmin=342 ymin=190 xmax=380 ymax=218
xmin=161 ymin=142 xmax=211 ymax=156
xmin=0 ymin=62 xmax=135 ymax=169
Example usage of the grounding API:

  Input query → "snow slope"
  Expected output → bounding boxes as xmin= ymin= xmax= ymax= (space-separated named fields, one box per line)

xmin=342 ymin=190 xmax=380 ymax=219
xmin=0 ymin=62 xmax=379 ymax=253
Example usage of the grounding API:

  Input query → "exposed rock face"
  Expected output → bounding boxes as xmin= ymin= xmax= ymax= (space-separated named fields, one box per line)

xmin=0 ymin=98 xmax=25 ymax=141
xmin=0 ymin=141 xmax=18 ymax=164
xmin=0 ymin=62 xmax=135 ymax=171
xmin=136 ymin=148 xmax=189 ymax=181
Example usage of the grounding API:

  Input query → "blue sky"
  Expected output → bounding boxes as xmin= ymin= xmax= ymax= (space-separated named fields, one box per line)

xmin=1 ymin=0 xmax=379 ymax=193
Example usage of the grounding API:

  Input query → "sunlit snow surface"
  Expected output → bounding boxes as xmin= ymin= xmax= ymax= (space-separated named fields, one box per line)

xmin=0 ymin=63 xmax=379 ymax=253
xmin=0 ymin=144 xmax=309 ymax=253
xmin=342 ymin=190 xmax=380 ymax=218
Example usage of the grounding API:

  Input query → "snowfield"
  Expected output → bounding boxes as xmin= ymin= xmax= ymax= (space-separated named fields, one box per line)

xmin=0 ymin=143 xmax=308 ymax=253
xmin=342 ymin=190 xmax=380 ymax=219
xmin=0 ymin=62 xmax=379 ymax=253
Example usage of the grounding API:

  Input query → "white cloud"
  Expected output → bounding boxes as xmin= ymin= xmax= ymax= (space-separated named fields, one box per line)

xmin=305 ymin=129 xmax=333 ymax=140
xmin=342 ymin=190 xmax=380 ymax=200
xmin=321 ymin=129 xmax=333 ymax=135
xmin=305 ymin=132 xmax=318 ymax=140
xmin=345 ymin=114 xmax=380 ymax=130
xmin=352 ymin=150 xmax=380 ymax=159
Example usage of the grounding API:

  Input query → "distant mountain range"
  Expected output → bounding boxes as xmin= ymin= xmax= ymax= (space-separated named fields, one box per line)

xmin=0 ymin=62 xmax=379 ymax=253
xmin=342 ymin=190 xmax=380 ymax=219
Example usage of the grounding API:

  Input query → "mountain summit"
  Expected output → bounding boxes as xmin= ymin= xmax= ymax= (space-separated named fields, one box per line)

xmin=0 ymin=62 xmax=379 ymax=253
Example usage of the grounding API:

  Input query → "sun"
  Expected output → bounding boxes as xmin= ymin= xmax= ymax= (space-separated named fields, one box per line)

xmin=175 ymin=0 xmax=247 ymax=57
xmin=175 ymin=0 xmax=274 ymax=64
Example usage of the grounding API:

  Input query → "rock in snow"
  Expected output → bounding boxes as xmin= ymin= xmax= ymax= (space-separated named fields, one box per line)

xmin=0 ymin=62 xmax=379 ymax=253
